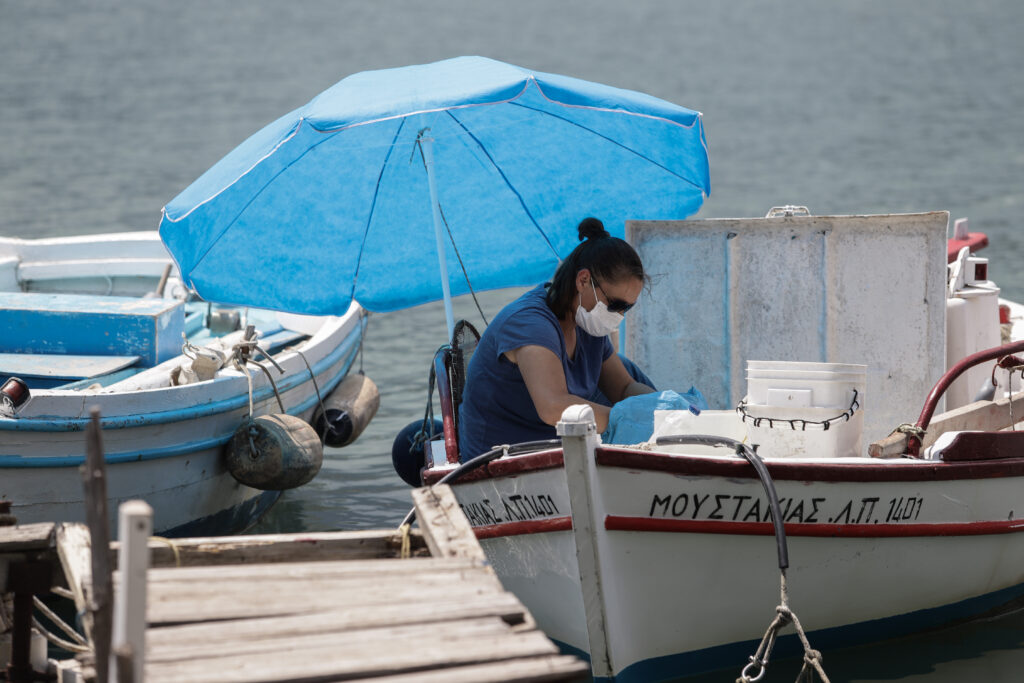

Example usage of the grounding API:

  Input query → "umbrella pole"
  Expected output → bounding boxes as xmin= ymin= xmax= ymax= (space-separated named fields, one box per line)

xmin=420 ymin=133 xmax=456 ymax=341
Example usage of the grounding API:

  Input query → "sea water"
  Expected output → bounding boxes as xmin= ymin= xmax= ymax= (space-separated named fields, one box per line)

xmin=4 ymin=1 xmax=1024 ymax=679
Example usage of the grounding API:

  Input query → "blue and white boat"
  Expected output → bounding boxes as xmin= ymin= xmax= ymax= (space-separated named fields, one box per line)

xmin=0 ymin=231 xmax=368 ymax=536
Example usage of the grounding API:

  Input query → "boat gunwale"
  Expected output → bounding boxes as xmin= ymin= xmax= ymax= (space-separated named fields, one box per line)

xmin=425 ymin=443 xmax=1024 ymax=485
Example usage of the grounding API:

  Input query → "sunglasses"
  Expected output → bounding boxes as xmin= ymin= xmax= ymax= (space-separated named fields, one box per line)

xmin=593 ymin=278 xmax=636 ymax=314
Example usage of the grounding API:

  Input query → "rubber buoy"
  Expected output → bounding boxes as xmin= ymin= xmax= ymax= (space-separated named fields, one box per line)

xmin=313 ymin=373 xmax=380 ymax=447
xmin=391 ymin=419 xmax=442 ymax=487
xmin=225 ymin=414 xmax=323 ymax=490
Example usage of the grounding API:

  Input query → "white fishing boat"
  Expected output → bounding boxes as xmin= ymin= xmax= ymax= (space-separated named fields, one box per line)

xmin=0 ymin=231 xmax=376 ymax=536
xmin=413 ymin=210 xmax=1024 ymax=681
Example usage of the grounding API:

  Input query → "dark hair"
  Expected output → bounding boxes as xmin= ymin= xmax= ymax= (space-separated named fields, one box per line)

xmin=546 ymin=217 xmax=645 ymax=318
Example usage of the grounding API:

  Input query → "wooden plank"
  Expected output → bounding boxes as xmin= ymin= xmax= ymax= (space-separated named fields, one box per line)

xmin=143 ymin=556 xmax=476 ymax=583
xmin=55 ymin=523 xmax=93 ymax=642
xmin=368 ymin=656 xmax=590 ymax=683
xmin=130 ymin=529 xmax=426 ymax=568
xmin=869 ymin=392 xmax=1024 ymax=458
xmin=0 ymin=522 xmax=55 ymax=553
xmin=147 ymin=616 xmax=516 ymax=664
xmin=412 ymin=484 xmax=486 ymax=562
xmin=83 ymin=408 xmax=113 ymax=683
xmin=145 ymin=628 xmax=559 ymax=682
xmin=146 ymin=592 xmax=530 ymax=654
xmin=146 ymin=571 xmax=504 ymax=624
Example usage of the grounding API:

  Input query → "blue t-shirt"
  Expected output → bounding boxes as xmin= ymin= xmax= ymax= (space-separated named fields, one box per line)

xmin=458 ymin=284 xmax=613 ymax=460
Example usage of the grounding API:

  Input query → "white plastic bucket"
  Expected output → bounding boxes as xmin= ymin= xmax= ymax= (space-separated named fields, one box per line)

xmin=743 ymin=360 xmax=867 ymax=458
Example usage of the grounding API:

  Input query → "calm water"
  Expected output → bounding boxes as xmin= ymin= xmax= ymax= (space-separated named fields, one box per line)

xmin=4 ymin=1 xmax=1024 ymax=679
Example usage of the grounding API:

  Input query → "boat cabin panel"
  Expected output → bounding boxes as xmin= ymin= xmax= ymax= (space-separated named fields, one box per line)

xmin=0 ymin=291 xmax=185 ymax=368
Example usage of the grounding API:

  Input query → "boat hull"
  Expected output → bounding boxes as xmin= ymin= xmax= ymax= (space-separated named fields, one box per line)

xmin=0 ymin=231 xmax=365 ymax=536
xmin=438 ymin=446 xmax=1024 ymax=680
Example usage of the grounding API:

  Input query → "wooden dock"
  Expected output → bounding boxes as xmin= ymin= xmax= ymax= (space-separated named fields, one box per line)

xmin=1 ymin=486 xmax=588 ymax=682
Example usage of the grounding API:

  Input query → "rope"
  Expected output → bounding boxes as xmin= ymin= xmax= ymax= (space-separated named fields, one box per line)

xmin=358 ymin=309 xmax=368 ymax=374
xmin=438 ymin=204 xmax=489 ymax=328
xmin=737 ymin=572 xmax=830 ymax=683
xmin=893 ymin=423 xmax=927 ymax=440
xmin=737 ymin=391 xmax=859 ymax=432
xmin=240 ymin=362 xmax=255 ymax=419
xmin=295 ymin=349 xmax=329 ymax=444
xmin=398 ymin=523 xmax=412 ymax=559
xmin=150 ymin=535 xmax=182 ymax=568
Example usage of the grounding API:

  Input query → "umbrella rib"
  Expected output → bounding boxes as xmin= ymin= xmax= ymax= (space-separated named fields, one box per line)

xmin=507 ymin=100 xmax=709 ymax=195
xmin=443 ymin=109 xmax=561 ymax=260
xmin=351 ymin=117 xmax=407 ymax=303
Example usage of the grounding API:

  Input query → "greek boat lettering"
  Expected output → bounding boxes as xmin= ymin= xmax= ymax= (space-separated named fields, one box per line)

xmin=461 ymin=492 xmax=561 ymax=526
xmin=647 ymin=491 xmax=925 ymax=524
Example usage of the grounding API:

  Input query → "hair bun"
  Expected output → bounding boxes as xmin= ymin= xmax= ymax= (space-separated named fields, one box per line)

xmin=577 ymin=217 xmax=609 ymax=242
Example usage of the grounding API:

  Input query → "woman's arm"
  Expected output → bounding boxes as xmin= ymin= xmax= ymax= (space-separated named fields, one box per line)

xmin=598 ymin=353 xmax=656 ymax=403
xmin=510 ymin=345 xmax=612 ymax=432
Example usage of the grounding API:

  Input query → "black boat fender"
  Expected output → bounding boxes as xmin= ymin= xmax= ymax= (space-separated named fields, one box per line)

xmin=225 ymin=414 xmax=323 ymax=490
xmin=312 ymin=373 xmax=380 ymax=447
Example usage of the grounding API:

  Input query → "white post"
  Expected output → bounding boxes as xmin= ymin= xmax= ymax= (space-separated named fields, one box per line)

xmin=420 ymin=132 xmax=456 ymax=342
xmin=556 ymin=404 xmax=613 ymax=679
xmin=111 ymin=500 xmax=152 ymax=683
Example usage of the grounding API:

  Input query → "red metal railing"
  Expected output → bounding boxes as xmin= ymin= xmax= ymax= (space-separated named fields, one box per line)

xmin=432 ymin=347 xmax=461 ymax=464
xmin=907 ymin=339 xmax=1024 ymax=457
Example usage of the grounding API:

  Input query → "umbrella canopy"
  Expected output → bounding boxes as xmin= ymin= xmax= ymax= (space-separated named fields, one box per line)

xmin=159 ymin=56 xmax=710 ymax=319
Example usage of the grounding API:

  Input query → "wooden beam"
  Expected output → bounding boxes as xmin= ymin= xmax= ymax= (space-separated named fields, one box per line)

xmin=411 ymin=484 xmax=486 ymax=562
xmin=367 ymin=656 xmax=591 ymax=683
xmin=869 ymin=391 xmax=1024 ymax=458
xmin=81 ymin=407 xmax=112 ymax=683
xmin=144 ymin=625 xmax=559 ymax=682
xmin=121 ymin=529 xmax=428 ymax=569
xmin=146 ymin=569 xmax=503 ymax=624
xmin=0 ymin=523 xmax=55 ymax=554
xmin=145 ymin=592 xmax=530 ymax=655
xmin=55 ymin=523 xmax=94 ymax=643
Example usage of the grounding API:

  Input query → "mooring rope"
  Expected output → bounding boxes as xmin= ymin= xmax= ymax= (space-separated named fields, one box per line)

xmin=737 ymin=572 xmax=830 ymax=683
xmin=295 ymin=349 xmax=329 ymax=444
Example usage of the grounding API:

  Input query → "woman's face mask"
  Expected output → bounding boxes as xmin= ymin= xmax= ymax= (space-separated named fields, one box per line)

xmin=575 ymin=279 xmax=624 ymax=337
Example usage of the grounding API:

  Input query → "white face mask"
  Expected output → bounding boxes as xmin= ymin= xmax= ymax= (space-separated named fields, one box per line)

xmin=575 ymin=279 xmax=624 ymax=337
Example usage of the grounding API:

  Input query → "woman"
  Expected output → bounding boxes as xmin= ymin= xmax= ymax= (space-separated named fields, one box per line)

xmin=458 ymin=217 xmax=655 ymax=461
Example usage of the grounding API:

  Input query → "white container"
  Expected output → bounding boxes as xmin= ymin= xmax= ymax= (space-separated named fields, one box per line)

xmin=743 ymin=360 xmax=867 ymax=458
xmin=650 ymin=409 xmax=749 ymax=456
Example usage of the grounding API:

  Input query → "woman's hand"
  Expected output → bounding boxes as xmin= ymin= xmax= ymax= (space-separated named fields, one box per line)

xmin=598 ymin=353 xmax=656 ymax=403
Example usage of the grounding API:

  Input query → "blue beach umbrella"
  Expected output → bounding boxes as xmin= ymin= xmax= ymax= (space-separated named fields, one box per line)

xmin=159 ymin=56 xmax=710 ymax=337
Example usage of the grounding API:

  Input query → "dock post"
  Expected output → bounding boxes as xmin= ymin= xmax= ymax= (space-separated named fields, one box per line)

xmin=111 ymin=501 xmax=151 ymax=683
xmin=557 ymin=404 xmax=613 ymax=679
xmin=81 ymin=407 xmax=112 ymax=683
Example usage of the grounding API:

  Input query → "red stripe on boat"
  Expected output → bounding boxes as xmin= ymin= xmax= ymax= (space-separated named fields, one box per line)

xmin=473 ymin=516 xmax=573 ymax=539
xmin=604 ymin=515 xmax=1024 ymax=538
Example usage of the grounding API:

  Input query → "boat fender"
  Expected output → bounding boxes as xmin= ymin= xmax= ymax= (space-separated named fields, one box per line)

xmin=313 ymin=373 xmax=380 ymax=447
xmin=391 ymin=419 xmax=442 ymax=487
xmin=225 ymin=414 xmax=323 ymax=490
